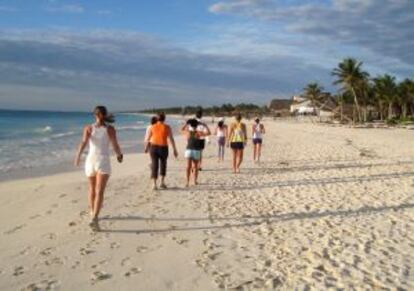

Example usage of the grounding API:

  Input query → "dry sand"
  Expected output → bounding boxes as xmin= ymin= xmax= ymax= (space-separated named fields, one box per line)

xmin=0 ymin=120 xmax=413 ymax=290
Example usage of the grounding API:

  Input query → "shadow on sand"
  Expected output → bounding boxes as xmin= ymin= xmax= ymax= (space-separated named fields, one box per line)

xmin=99 ymin=201 xmax=414 ymax=235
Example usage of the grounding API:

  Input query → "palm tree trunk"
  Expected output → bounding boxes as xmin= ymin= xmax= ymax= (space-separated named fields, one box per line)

xmin=388 ymin=102 xmax=393 ymax=119
xmin=351 ymin=87 xmax=362 ymax=122
xmin=378 ymin=102 xmax=383 ymax=121
xmin=402 ymin=103 xmax=408 ymax=118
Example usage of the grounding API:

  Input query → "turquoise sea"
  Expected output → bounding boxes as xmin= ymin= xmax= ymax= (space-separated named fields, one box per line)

xmin=0 ymin=109 xmax=170 ymax=180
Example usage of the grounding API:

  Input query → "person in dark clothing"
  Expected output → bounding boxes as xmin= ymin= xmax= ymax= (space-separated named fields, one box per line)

xmin=181 ymin=118 xmax=211 ymax=187
xmin=144 ymin=112 xmax=178 ymax=190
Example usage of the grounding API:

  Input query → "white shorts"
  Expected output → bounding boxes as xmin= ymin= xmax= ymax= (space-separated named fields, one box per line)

xmin=85 ymin=154 xmax=111 ymax=177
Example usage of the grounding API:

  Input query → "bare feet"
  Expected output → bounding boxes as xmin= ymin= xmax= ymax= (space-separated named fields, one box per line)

xmin=160 ymin=183 xmax=167 ymax=189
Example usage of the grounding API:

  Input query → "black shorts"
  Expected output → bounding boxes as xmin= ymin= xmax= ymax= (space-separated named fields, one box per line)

xmin=253 ymin=138 xmax=262 ymax=145
xmin=230 ymin=142 xmax=244 ymax=150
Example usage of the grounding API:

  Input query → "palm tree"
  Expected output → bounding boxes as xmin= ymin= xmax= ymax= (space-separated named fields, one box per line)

xmin=373 ymin=74 xmax=398 ymax=119
xmin=303 ymin=82 xmax=324 ymax=119
xmin=332 ymin=58 xmax=369 ymax=122
xmin=398 ymin=79 xmax=414 ymax=118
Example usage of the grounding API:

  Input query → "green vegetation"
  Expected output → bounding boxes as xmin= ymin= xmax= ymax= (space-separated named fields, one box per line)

xmin=303 ymin=57 xmax=414 ymax=124
xmin=138 ymin=57 xmax=413 ymax=125
xmin=138 ymin=103 xmax=270 ymax=117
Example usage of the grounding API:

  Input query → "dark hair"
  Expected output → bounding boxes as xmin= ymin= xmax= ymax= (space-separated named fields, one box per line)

xmin=187 ymin=118 xmax=199 ymax=130
xmin=218 ymin=121 xmax=224 ymax=128
xmin=235 ymin=113 xmax=242 ymax=122
xmin=94 ymin=105 xmax=114 ymax=123
xmin=150 ymin=116 xmax=158 ymax=125
xmin=195 ymin=108 xmax=203 ymax=119
xmin=255 ymin=118 xmax=260 ymax=124
xmin=157 ymin=112 xmax=166 ymax=122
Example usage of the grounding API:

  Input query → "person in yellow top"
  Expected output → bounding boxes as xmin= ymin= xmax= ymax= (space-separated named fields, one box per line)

xmin=227 ymin=113 xmax=247 ymax=173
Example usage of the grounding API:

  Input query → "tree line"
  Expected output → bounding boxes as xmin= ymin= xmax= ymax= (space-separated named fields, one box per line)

xmin=303 ymin=58 xmax=414 ymax=124
xmin=139 ymin=103 xmax=270 ymax=117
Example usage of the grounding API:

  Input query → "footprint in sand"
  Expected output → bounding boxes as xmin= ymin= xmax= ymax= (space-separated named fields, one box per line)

xmin=110 ymin=242 xmax=120 ymax=249
xmin=39 ymin=247 xmax=55 ymax=256
xmin=4 ymin=224 xmax=26 ymax=235
xmin=172 ymin=237 xmax=189 ymax=245
xmin=43 ymin=233 xmax=57 ymax=240
xmin=19 ymin=246 xmax=32 ymax=256
xmin=91 ymin=271 xmax=112 ymax=284
xmin=71 ymin=261 xmax=80 ymax=269
xmin=80 ymin=248 xmax=95 ymax=255
xmin=136 ymin=246 xmax=149 ymax=253
xmin=121 ymin=257 xmax=130 ymax=266
xmin=59 ymin=193 xmax=67 ymax=198
xmin=29 ymin=214 xmax=42 ymax=220
xmin=13 ymin=266 xmax=24 ymax=276
xmin=26 ymin=279 xmax=60 ymax=290
xmin=124 ymin=267 xmax=142 ymax=277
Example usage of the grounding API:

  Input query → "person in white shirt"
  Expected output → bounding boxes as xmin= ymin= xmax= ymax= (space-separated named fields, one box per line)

xmin=194 ymin=109 xmax=210 ymax=170
xmin=214 ymin=118 xmax=228 ymax=162
xmin=252 ymin=117 xmax=265 ymax=163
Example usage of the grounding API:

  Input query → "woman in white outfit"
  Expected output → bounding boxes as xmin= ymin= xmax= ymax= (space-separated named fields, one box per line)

xmin=74 ymin=106 xmax=123 ymax=227
xmin=252 ymin=118 xmax=265 ymax=163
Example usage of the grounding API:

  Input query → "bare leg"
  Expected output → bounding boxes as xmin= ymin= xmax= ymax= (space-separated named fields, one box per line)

xmin=88 ymin=176 xmax=97 ymax=216
xmin=186 ymin=159 xmax=192 ymax=187
xmin=253 ymin=144 xmax=257 ymax=162
xmin=93 ymin=173 xmax=110 ymax=219
xmin=193 ymin=160 xmax=199 ymax=184
xmin=257 ymin=144 xmax=262 ymax=163
xmin=232 ymin=149 xmax=237 ymax=173
xmin=237 ymin=149 xmax=244 ymax=172
xmin=199 ymin=151 xmax=203 ymax=170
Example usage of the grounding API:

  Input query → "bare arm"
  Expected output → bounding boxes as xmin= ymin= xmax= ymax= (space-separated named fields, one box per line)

xmin=227 ymin=125 xmax=234 ymax=147
xmin=199 ymin=123 xmax=211 ymax=137
xmin=168 ymin=125 xmax=178 ymax=158
xmin=144 ymin=127 xmax=152 ymax=153
xmin=74 ymin=126 xmax=91 ymax=166
xmin=108 ymin=126 xmax=123 ymax=162
xmin=203 ymin=123 xmax=211 ymax=136
xmin=243 ymin=123 xmax=248 ymax=144
xmin=261 ymin=124 xmax=266 ymax=134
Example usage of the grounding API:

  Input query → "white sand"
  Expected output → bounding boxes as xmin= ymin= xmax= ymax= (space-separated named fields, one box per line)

xmin=0 ymin=120 xmax=413 ymax=290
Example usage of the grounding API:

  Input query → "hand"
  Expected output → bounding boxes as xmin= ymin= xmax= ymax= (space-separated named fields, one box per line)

xmin=117 ymin=154 xmax=123 ymax=163
xmin=74 ymin=156 xmax=80 ymax=167
xmin=174 ymin=149 xmax=178 ymax=158
xmin=226 ymin=143 xmax=230 ymax=148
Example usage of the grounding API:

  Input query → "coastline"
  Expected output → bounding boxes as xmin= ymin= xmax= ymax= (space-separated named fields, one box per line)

xmin=0 ymin=120 xmax=413 ymax=290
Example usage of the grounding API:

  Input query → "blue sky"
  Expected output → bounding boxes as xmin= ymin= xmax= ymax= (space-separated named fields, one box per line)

xmin=0 ymin=0 xmax=413 ymax=110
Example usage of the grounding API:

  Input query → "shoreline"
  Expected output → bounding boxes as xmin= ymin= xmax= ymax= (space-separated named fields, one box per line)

xmin=0 ymin=120 xmax=413 ymax=290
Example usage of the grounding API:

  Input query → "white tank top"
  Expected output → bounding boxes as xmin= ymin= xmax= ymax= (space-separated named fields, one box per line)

xmin=253 ymin=123 xmax=262 ymax=139
xmin=88 ymin=124 xmax=110 ymax=157
xmin=216 ymin=126 xmax=225 ymax=138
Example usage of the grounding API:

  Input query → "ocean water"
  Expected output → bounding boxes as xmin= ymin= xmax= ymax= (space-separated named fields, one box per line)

xmin=0 ymin=109 xmax=172 ymax=180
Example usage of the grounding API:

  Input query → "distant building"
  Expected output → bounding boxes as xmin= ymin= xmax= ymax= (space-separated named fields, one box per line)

xmin=290 ymin=96 xmax=315 ymax=115
xmin=268 ymin=98 xmax=292 ymax=116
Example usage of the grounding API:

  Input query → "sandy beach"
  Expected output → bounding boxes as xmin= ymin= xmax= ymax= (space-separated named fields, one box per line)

xmin=1 ymin=120 xmax=413 ymax=290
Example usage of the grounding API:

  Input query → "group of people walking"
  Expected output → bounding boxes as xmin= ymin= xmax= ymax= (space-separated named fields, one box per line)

xmin=75 ymin=106 xmax=265 ymax=226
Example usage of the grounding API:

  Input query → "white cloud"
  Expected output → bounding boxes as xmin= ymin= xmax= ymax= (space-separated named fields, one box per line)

xmin=209 ymin=0 xmax=414 ymax=68
xmin=0 ymin=29 xmax=325 ymax=110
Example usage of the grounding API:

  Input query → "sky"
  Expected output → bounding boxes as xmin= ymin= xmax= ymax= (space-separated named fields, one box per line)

xmin=0 ymin=0 xmax=413 ymax=111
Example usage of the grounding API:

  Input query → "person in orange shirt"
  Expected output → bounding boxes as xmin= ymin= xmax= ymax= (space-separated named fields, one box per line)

xmin=144 ymin=112 xmax=178 ymax=190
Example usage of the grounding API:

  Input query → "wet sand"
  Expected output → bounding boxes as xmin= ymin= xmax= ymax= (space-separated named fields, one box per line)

xmin=0 ymin=120 xmax=413 ymax=290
